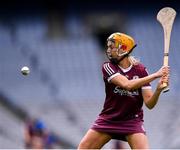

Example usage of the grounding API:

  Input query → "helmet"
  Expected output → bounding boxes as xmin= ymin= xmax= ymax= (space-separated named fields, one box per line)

xmin=106 ymin=32 xmax=136 ymax=63
xmin=107 ymin=32 xmax=136 ymax=54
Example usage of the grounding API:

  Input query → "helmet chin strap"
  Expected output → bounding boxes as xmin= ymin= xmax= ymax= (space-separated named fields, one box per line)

xmin=117 ymin=51 xmax=128 ymax=57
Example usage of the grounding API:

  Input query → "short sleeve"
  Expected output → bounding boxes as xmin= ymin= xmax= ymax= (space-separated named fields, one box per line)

xmin=102 ymin=62 xmax=120 ymax=82
xmin=140 ymin=66 xmax=152 ymax=90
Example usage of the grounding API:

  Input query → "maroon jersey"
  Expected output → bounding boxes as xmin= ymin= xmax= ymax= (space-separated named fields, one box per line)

xmin=91 ymin=61 xmax=151 ymax=140
xmin=100 ymin=61 xmax=151 ymax=120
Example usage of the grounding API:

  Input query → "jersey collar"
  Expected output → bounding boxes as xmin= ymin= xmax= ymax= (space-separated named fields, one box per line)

xmin=118 ymin=64 xmax=133 ymax=73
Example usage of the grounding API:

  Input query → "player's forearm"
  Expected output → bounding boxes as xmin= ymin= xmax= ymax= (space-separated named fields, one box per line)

xmin=145 ymin=88 xmax=162 ymax=109
xmin=126 ymin=73 xmax=159 ymax=90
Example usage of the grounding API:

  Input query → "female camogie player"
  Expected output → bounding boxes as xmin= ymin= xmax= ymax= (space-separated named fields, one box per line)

xmin=78 ymin=32 xmax=170 ymax=149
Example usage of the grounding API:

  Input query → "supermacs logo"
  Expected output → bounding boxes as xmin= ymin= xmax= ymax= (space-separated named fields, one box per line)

xmin=113 ymin=86 xmax=139 ymax=96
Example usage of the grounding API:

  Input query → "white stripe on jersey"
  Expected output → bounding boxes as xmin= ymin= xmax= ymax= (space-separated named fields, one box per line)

xmin=104 ymin=64 xmax=112 ymax=75
xmin=108 ymin=63 xmax=114 ymax=73
xmin=104 ymin=63 xmax=114 ymax=75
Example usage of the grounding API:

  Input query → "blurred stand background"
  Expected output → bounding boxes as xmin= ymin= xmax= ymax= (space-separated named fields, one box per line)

xmin=0 ymin=0 xmax=180 ymax=148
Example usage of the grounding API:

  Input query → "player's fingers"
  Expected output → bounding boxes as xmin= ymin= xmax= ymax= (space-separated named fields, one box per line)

xmin=162 ymin=75 xmax=169 ymax=84
xmin=162 ymin=66 xmax=170 ymax=76
xmin=162 ymin=66 xmax=169 ymax=72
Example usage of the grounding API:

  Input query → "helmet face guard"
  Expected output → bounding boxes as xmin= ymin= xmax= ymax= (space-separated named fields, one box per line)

xmin=106 ymin=32 xmax=136 ymax=64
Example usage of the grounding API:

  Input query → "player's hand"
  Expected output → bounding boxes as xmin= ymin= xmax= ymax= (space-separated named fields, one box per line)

xmin=155 ymin=66 xmax=170 ymax=78
xmin=157 ymin=70 xmax=170 ymax=91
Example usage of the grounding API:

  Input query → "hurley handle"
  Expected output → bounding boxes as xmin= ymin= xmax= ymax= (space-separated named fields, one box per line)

xmin=162 ymin=54 xmax=169 ymax=93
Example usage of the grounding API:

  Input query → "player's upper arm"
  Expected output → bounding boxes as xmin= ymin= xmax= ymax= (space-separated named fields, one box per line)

xmin=140 ymin=65 xmax=153 ymax=104
xmin=102 ymin=62 xmax=130 ymax=89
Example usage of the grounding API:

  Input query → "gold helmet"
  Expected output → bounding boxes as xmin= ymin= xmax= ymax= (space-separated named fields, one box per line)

xmin=106 ymin=32 xmax=136 ymax=63
xmin=107 ymin=32 xmax=136 ymax=53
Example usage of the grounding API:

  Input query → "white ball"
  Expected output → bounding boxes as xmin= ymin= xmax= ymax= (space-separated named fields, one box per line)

xmin=21 ymin=66 xmax=30 ymax=76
